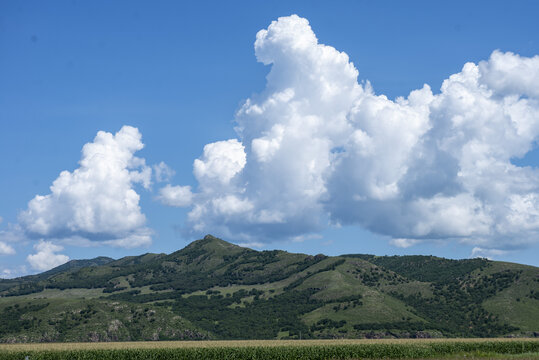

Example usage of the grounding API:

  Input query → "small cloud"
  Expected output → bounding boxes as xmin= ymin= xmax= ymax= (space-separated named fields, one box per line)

xmin=1 ymin=269 xmax=13 ymax=279
xmin=153 ymin=161 xmax=175 ymax=183
xmin=0 ymin=266 xmax=27 ymax=279
xmin=102 ymin=229 xmax=153 ymax=249
xmin=471 ymin=247 xmax=508 ymax=260
xmin=390 ymin=238 xmax=421 ymax=248
xmin=56 ymin=236 xmax=101 ymax=248
xmin=157 ymin=184 xmax=193 ymax=207
xmin=27 ymin=240 xmax=69 ymax=272
xmin=0 ymin=224 xmax=25 ymax=243
xmin=292 ymin=234 xmax=323 ymax=243
xmin=236 ymin=241 xmax=264 ymax=249
xmin=0 ymin=241 xmax=15 ymax=255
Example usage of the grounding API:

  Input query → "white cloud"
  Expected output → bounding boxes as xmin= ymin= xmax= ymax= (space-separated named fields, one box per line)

xmin=161 ymin=15 xmax=539 ymax=252
xmin=1 ymin=269 xmax=13 ymax=279
xmin=153 ymin=161 xmax=175 ymax=183
xmin=18 ymin=126 xmax=152 ymax=248
xmin=102 ymin=229 xmax=154 ymax=249
xmin=193 ymin=139 xmax=246 ymax=188
xmin=389 ymin=238 xmax=420 ymax=249
xmin=157 ymin=184 xmax=193 ymax=207
xmin=236 ymin=241 xmax=264 ymax=249
xmin=175 ymin=15 xmax=359 ymax=241
xmin=0 ymin=225 xmax=25 ymax=244
xmin=0 ymin=241 xmax=15 ymax=255
xmin=0 ymin=218 xmax=11 ymax=254
xmin=471 ymin=247 xmax=509 ymax=260
xmin=292 ymin=233 xmax=323 ymax=243
xmin=0 ymin=266 xmax=28 ymax=279
xmin=479 ymin=50 xmax=539 ymax=98
xmin=27 ymin=240 xmax=69 ymax=272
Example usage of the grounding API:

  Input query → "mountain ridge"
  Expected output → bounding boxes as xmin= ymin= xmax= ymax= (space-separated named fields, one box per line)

xmin=0 ymin=235 xmax=538 ymax=342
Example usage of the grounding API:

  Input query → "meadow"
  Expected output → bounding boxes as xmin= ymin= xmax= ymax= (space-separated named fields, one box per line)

xmin=0 ymin=338 xmax=538 ymax=359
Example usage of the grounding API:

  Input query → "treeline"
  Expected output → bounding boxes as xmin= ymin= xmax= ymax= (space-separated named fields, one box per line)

xmin=163 ymin=289 xmax=321 ymax=339
xmin=347 ymin=255 xmax=490 ymax=283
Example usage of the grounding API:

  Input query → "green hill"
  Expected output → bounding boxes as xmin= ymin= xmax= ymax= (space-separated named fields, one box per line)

xmin=0 ymin=235 xmax=537 ymax=342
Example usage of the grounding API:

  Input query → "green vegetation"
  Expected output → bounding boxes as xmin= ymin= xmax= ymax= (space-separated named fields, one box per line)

xmin=0 ymin=297 xmax=208 ymax=342
xmin=349 ymin=254 xmax=490 ymax=283
xmin=0 ymin=235 xmax=538 ymax=342
xmin=170 ymin=288 xmax=319 ymax=339
xmin=389 ymin=269 xmax=522 ymax=337
xmin=0 ymin=302 xmax=49 ymax=336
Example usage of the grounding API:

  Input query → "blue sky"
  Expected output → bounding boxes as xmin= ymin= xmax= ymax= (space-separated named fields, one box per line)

xmin=1 ymin=0 xmax=539 ymax=276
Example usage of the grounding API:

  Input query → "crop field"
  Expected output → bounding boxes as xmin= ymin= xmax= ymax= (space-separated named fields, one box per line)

xmin=0 ymin=338 xmax=538 ymax=359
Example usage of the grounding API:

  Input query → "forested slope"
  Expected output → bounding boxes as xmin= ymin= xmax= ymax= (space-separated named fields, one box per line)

xmin=0 ymin=235 xmax=537 ymax=342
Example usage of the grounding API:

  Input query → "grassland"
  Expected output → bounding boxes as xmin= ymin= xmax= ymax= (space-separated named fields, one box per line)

xmin=0 ymin=339 xmax=538 ymax=359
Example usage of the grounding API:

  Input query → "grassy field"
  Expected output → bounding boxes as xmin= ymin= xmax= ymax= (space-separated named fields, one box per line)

xmin=0 ymin=338 xmax=538 ymax=359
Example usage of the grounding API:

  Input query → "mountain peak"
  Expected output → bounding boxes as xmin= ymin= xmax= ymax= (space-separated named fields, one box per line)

xmin=202 ymin=234 xmax=225 ymax=243
xmin=169 ymin=235 xmax=247 ymax=261
xmin=198 ymin=234 xmax=242 ymax=249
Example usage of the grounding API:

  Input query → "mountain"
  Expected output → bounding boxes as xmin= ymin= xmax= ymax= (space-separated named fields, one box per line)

xmin=0 ymin=235 xmax=538 ymax=342
xmin=0 ymin=256 xmax=115 ymax=295
xmin=38 ymin=257 xmax=115 ymax=278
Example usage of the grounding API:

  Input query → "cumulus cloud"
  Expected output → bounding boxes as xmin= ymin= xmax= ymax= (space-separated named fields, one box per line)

xmin=479 ymin=51 xmax=539 ymax=98
xmin=18 ymin=126 xmax=153 ymax=248
xmin=193 ymin=139 xmax=246 ymax=188
xmin=162 ymin=15 xmax=539 ymax=252
xmin=0 ymin=241 xmax=15 ymax=255
xmin=27 ymin=240 xmax=69 ymax=271
xmin=157 ymin=184 xmax=193 ymax=207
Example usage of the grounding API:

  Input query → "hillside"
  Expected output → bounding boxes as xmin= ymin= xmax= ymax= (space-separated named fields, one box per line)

xmin=0 ymin=235 xmax=538 ymax=342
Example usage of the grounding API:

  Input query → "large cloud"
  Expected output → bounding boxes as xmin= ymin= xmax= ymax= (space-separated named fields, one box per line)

xmin=18 ymin=126 xmax=153 ymax=248
xmin=162 ymin=15 xmax=539 ymax=253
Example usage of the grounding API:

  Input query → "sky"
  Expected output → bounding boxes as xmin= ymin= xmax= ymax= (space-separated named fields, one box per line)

xmin=1 ymin=0 xmax=539 ymax=277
